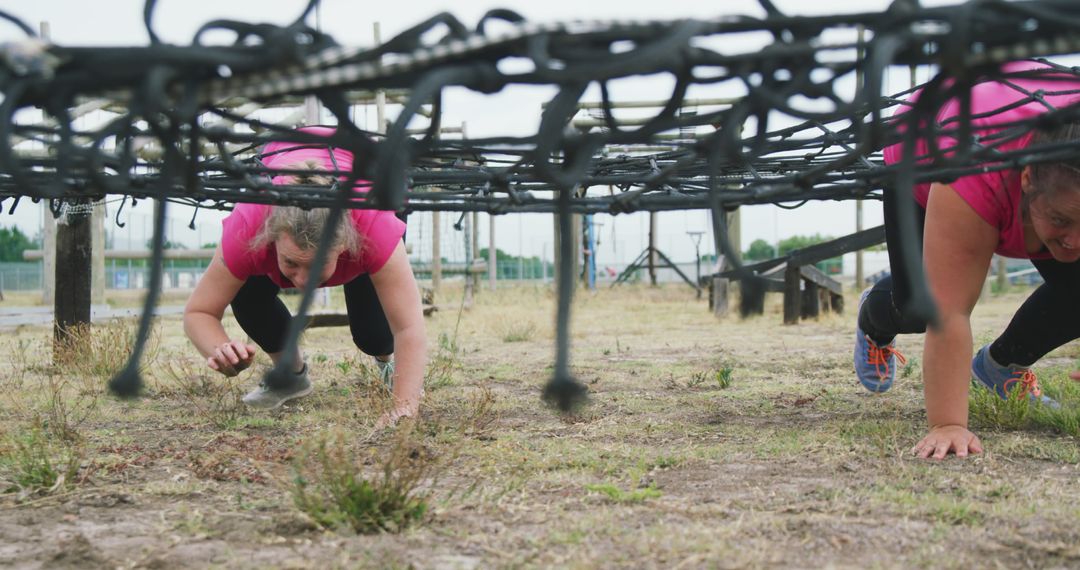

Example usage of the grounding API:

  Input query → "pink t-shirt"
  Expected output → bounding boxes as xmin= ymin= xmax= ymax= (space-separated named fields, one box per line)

xmin=883 ymin=61 xmax=1080 ymax=259
xmin=220 ymin=127 xmax=406 ymax=288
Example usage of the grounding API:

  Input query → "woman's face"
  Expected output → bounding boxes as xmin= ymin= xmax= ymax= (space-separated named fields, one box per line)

xmin=274 ymin=233 xmax=341 ymax=289
xmin=1024 ymin=168 xmax=1080 ymax=263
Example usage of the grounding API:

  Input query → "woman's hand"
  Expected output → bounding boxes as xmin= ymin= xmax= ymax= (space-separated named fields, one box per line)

xmin=375 ymin=402 xmax=419 ymax=429
xmin=207 ymin=340 xmax=258 ymax=377
xmin=912 ymin=425 xmax=983 ymax=460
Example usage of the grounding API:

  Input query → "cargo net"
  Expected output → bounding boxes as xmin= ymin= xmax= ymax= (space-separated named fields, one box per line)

xmin=2 ymin=0 xmax=1080 ymax=409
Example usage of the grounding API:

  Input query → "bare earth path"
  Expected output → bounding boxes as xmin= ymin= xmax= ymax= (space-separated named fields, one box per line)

xmin=1 ymin=284 xmax=1079 ymax=569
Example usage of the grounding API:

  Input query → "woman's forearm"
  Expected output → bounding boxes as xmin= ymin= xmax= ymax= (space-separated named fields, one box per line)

xmin=390 ymin=324 xmax=427 ymax=411
xmin=183 ymin=311 xmax=233 ymax=359
xmin=923 ymin=314 xmax=974 ymax=429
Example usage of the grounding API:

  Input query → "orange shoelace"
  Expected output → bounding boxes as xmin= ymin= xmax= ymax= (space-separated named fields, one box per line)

xmin=1003 ymin=369 xmax=1042 ymax=399
xmin=865 ymin=335 xmax=907 ymax=380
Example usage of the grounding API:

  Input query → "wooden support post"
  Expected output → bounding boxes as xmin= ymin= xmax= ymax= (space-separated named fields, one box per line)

xmin=304 ymin=71 xmax=327 ymax=307
xmin=783 ymin=264 xmax=802 ymax=325
xmin=431 ymin=211 xmax=441 ymax=295
xmin=92 ymin=200 xmax=106 ymax=304
xmin=831 ymin=292 xmax=844 ymax=314
xmin=739 ymin=280 xmax=765 ymax=317
xmin=463 ymin=210 xmax=474 ymax=306
xmin=488 ymin=213 xmax=496 ymax=290
xmin=373 ymin=22 xmax=387 ymax=133
xmin=855 ymin=26 xmax=866 ymax=291
xmin=818 ymin=288 xmax=831 ymax=314
xmin=727 ymin=209 xmax=741 ymax=263
xmin=648 ymin=212 xmax=657 ymax=286
xmin=801 ymin=280 xmax=820 ymax=319
xmin=54 ymin=202 xmax=93 ymax=351
xmin=711 ymin=276 xmax=729 ymax=317
xmin=471 ymin=211 xmax=481 ymax=293
xmin=552 ymin=199 xmax=581 ymax=290
xmin=40 ymin=23 xmax=57 ymax=306
xmin=995 ymin=255 xmax=1007 ymax=293
xmin=42 ymin=202 xmax=56 ymax=305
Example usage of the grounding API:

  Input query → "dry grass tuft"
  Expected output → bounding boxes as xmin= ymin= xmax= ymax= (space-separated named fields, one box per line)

xmin=161 ymin=359 xmax=247 ymax=429
xmin=291 ymin=424 xmax=435 ymax=533
xmin=54 ymin=319 xmax=161 ymax=390
xmin=0 ymin=421 xmax=85 ymax=498
xmin=39 ymin=373 xmax=99 ymax=444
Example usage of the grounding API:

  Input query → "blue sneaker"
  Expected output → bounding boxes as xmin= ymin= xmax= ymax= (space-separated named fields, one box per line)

xmin=971 ymin=345 xmax=1058 ymax=407
xmin=854 ymin=288 xmax=907 ymax=393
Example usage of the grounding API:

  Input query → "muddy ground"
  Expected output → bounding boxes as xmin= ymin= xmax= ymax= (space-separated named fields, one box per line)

xmin=1 ymin=284 xmax=1079 ymax=569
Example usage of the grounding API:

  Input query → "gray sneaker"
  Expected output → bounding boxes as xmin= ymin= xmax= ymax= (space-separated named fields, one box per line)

xmin=242 ymin=364 xmax=313 ymax=410
xmin=376 ymin=358 xmax=395 ymax=388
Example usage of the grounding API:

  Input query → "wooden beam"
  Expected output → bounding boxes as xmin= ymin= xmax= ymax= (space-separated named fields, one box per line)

xmin=783 ymin=264 xmax=801 ymax=325
xmin=798 ymin=264 xmax=843 ymax=296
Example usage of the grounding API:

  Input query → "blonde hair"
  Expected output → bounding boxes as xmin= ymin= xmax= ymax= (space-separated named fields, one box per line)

xmin=1028 ymin=122 xmax=1080 ymax=198
xmin=249 ymin=160 xmax=362 ymax=255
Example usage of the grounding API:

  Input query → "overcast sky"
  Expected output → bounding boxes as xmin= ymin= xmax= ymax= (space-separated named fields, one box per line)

xmin=0 ymin=0 xmax=993 ymax=268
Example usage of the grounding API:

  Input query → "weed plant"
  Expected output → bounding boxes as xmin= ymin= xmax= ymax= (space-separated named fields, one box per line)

xmin=426 ymin=332 xmax=460 ymax=390
xmin=352 ymin=365 xmax=395 ymax=420
xmin=0 ymin=423 xmax=83 ymax=497
xmin=900 ymin=356 xmax=920 ymax=380
xmin=1 ymin=339 xmax=97 ymax=443
xmin=421 ymin=386 xmax=499 ymax=441
xmin=40 ymin=373 xmax=99 ymax=443
xmin=0 ymin=338 xmax=40 ymax=422
xmin=162 ymin=360 xmax=247 ymax=429
xmin=1 ymin=338 xmax=33 ymax=393
xmin=292 ymin=425 xmax=432 ymax=533
xmin=686 ymin=366 xmax=734 ymax=390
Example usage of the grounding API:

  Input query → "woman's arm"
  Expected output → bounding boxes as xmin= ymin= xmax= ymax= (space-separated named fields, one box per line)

xmin=916 ymin=182 xmax=999 ymax=459
xmin=183 ymin=247 xmax=255 ymax=376
xmin=369 ymin=241 xmax=427 ymax=422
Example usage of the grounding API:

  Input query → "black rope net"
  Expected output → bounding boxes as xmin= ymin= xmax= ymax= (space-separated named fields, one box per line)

xmin=2 ymin=0 xmax=1080 ymax=409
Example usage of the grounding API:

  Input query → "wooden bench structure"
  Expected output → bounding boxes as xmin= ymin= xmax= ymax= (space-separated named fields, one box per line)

xmin=710 ymin=225 xmax=886 ymax=324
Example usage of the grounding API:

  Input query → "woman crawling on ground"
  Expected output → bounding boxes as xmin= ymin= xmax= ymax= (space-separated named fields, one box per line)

xmin=854 ymin=60 xmax=1080 ymax=459
xmin=183 ymin=126 xmax=425 ymax=426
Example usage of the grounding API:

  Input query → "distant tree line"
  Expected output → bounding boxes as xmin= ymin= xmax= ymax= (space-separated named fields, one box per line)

xmin=742 ymin=234 xmax=843 ymax=274
xmin=479 ymin=247 xmax=552 ymax=276
xmin=0 ymin=226 xmax=40 ymax=262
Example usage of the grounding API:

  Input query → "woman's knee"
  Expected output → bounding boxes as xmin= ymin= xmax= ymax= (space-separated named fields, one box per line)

xmin=350 ymin=330 xmax=394 ymax=356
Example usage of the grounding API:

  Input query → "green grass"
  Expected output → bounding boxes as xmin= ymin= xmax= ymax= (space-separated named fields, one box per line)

xmin=838 ymin=418 xmax=915 ymax=457
xmin=869 ymin=482 xmax=986 ymax=526
xmin=585 ymin=482 xmax=662 ymax=504
xmin=969 ymin=370 xmax=1080 ymax=437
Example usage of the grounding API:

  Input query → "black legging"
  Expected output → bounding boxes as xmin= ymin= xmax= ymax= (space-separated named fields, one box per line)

xmin=858 ymin=189 xmax=1080 ymax=367
xmin=230 ymin=273 xmax=394 ymax=357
